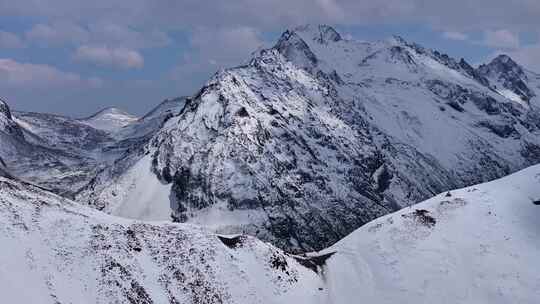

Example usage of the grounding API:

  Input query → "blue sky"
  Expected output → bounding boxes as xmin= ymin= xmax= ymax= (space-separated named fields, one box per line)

xmin=1 ymin=0 xmax=539 ymax=116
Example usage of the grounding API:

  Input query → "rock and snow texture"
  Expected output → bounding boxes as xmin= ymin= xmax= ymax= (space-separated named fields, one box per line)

xmin=74 ymin=98 xmax=187 ymax=217
xmin=1 ymin=99 xmax=100 ymax=196
xmin=147 ymin=24 xmax=540 ymax=252
xmin=477 ymin=54 xmax=537 ymax=107
xmin=322 ymin=163 xmax=540 ymax=304
xmin=0 ymin=175 xmax=325 ymax=304
xmin=3 ymin=24 xmax=540 ymax=255
xmin=0 ymin=97 xmax=185 ymax=197
xmin=1 ymin=154 xmax=540 ymax=303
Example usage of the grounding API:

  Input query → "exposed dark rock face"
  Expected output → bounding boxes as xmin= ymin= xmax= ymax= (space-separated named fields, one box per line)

xmin=478 ymin=54 xmax=536 ymax=103
xmin=153 ymin=55 xmax=397 ymax=251
xmin=147 ymin=25 xmax=540 ymax=252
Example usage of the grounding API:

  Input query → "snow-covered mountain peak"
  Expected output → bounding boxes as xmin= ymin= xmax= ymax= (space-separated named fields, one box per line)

xmin=140 ymin=24 xmax=540 ymax=253
xmin=293 ymin=24 xmax=342 ymax=44
xmin=478 ymin=54 xmax=535 ymax=104
xmin=80 ymin=106 xmax=139 ymax=132
xmin=274 ymin=29 xmax=319 ymax=70
xmin=489 ymin=54 xmax=521 ymax=70
xmin=479 ymin=54 xmax=527 ymax=81
xmin=86 ymin=106 xmax=138 ymax=120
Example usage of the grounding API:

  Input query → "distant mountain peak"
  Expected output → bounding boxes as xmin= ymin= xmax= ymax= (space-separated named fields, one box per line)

xmin=80 ymin=106 xmax=138 ymax=132
xmin=87 ymin=106 xmax=137 ymax=119
xmin=293 ymin=24 xmax=342 ymax=44
xmin=480 ymin=54 xmax=524 ymax=76
xmin=274 ymin=28 xmax=318 ymax=70
xmin=389 ymin=35 xmax=409 ymax=46
xmin=491 ymin=54 xmax=518 ymax=66
xmin=478 ymin=54 xmax=534 ymax=103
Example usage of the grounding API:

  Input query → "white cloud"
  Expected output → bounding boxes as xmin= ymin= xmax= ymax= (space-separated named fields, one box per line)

xmin=87 ymin=23 xmax=171 ymax=49
xmin=74 ymin=45 xmax=144 ymax=69
xmin=0 ymin=58 xmax=99 ymax=88
xmin=26 ymin=22 xmax=88 ymax=46
xmin=190 ymin=26 xmax=265 ymax=66
xmin=484 ymin=29 xmax=520 ymax=49
xmin=26 ymin=21 xmax=170 ymax=49
xmin=170 ymin=26 xmax=266 ymax=84
xmin=442 ymin=31 xmax=468 ymax=41
xmin=3 ymin=0 xmax=540 ymax=34
xmin=0 ymin=31 xmax=25 ymax=48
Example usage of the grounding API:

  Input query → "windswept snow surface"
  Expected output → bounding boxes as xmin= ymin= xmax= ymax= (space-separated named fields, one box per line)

xmin=322 ymin=164 xmax=540 ymax=304
xmin=105 ymin=155 xmax=172 ymax=221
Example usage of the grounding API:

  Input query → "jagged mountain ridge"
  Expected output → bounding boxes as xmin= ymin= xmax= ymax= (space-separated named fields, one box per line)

xmin=478 ymin=54 xmax=538 ymax=105
xmin=0 ymin=98 xmax=99 ymax=196
xmin=0 ymin=97 xmax=185 ymax=197
xmin=145 ymin=24 xmax=540 ymax=252
xmin=4 ymin=25 xmax=540 ymax=254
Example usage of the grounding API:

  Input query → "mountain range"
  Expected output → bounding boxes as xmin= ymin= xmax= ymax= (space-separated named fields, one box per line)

xmin=1 ymin=24 xmax=540 ymax=303
xmin=86 ymin=24 xmax=540 ymax=252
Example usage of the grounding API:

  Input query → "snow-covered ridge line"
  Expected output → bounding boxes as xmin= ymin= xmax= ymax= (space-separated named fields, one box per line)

xmin=0 ymin=97 xmax=185 ymax=198
xmin=0 ymin=173 xmax=327 ymax=303
xmin=321 ymin=163 xmax=540 ymax=303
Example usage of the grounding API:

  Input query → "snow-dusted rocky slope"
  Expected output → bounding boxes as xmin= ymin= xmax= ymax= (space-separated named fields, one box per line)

xmin=0 ymin=173 xmax=326 ymax=304
xmin=0 ymin=97 xmax=185 ymax=197
xmin=141 ymin=24 xmax=540 ymax=251
xmin=74 ymin=98 xmax=186 ymax=216
xmin=1 ymin=154 xmax=539 ymax=303
xmin=1 ymin=98 xmax=101 ymax=196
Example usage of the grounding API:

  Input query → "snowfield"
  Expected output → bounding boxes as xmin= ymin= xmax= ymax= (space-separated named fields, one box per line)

xmin=323 ymin=163 xmax=540 ymax=303
xmin=1 ymin=160 xmax=539 ymax=303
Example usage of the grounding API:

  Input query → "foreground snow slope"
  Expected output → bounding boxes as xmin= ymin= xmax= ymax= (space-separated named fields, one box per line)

xmin=323 ymin=163 xmax=540 ymax=303
xmin=0 ymin=175 xmax=326 ymax=303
